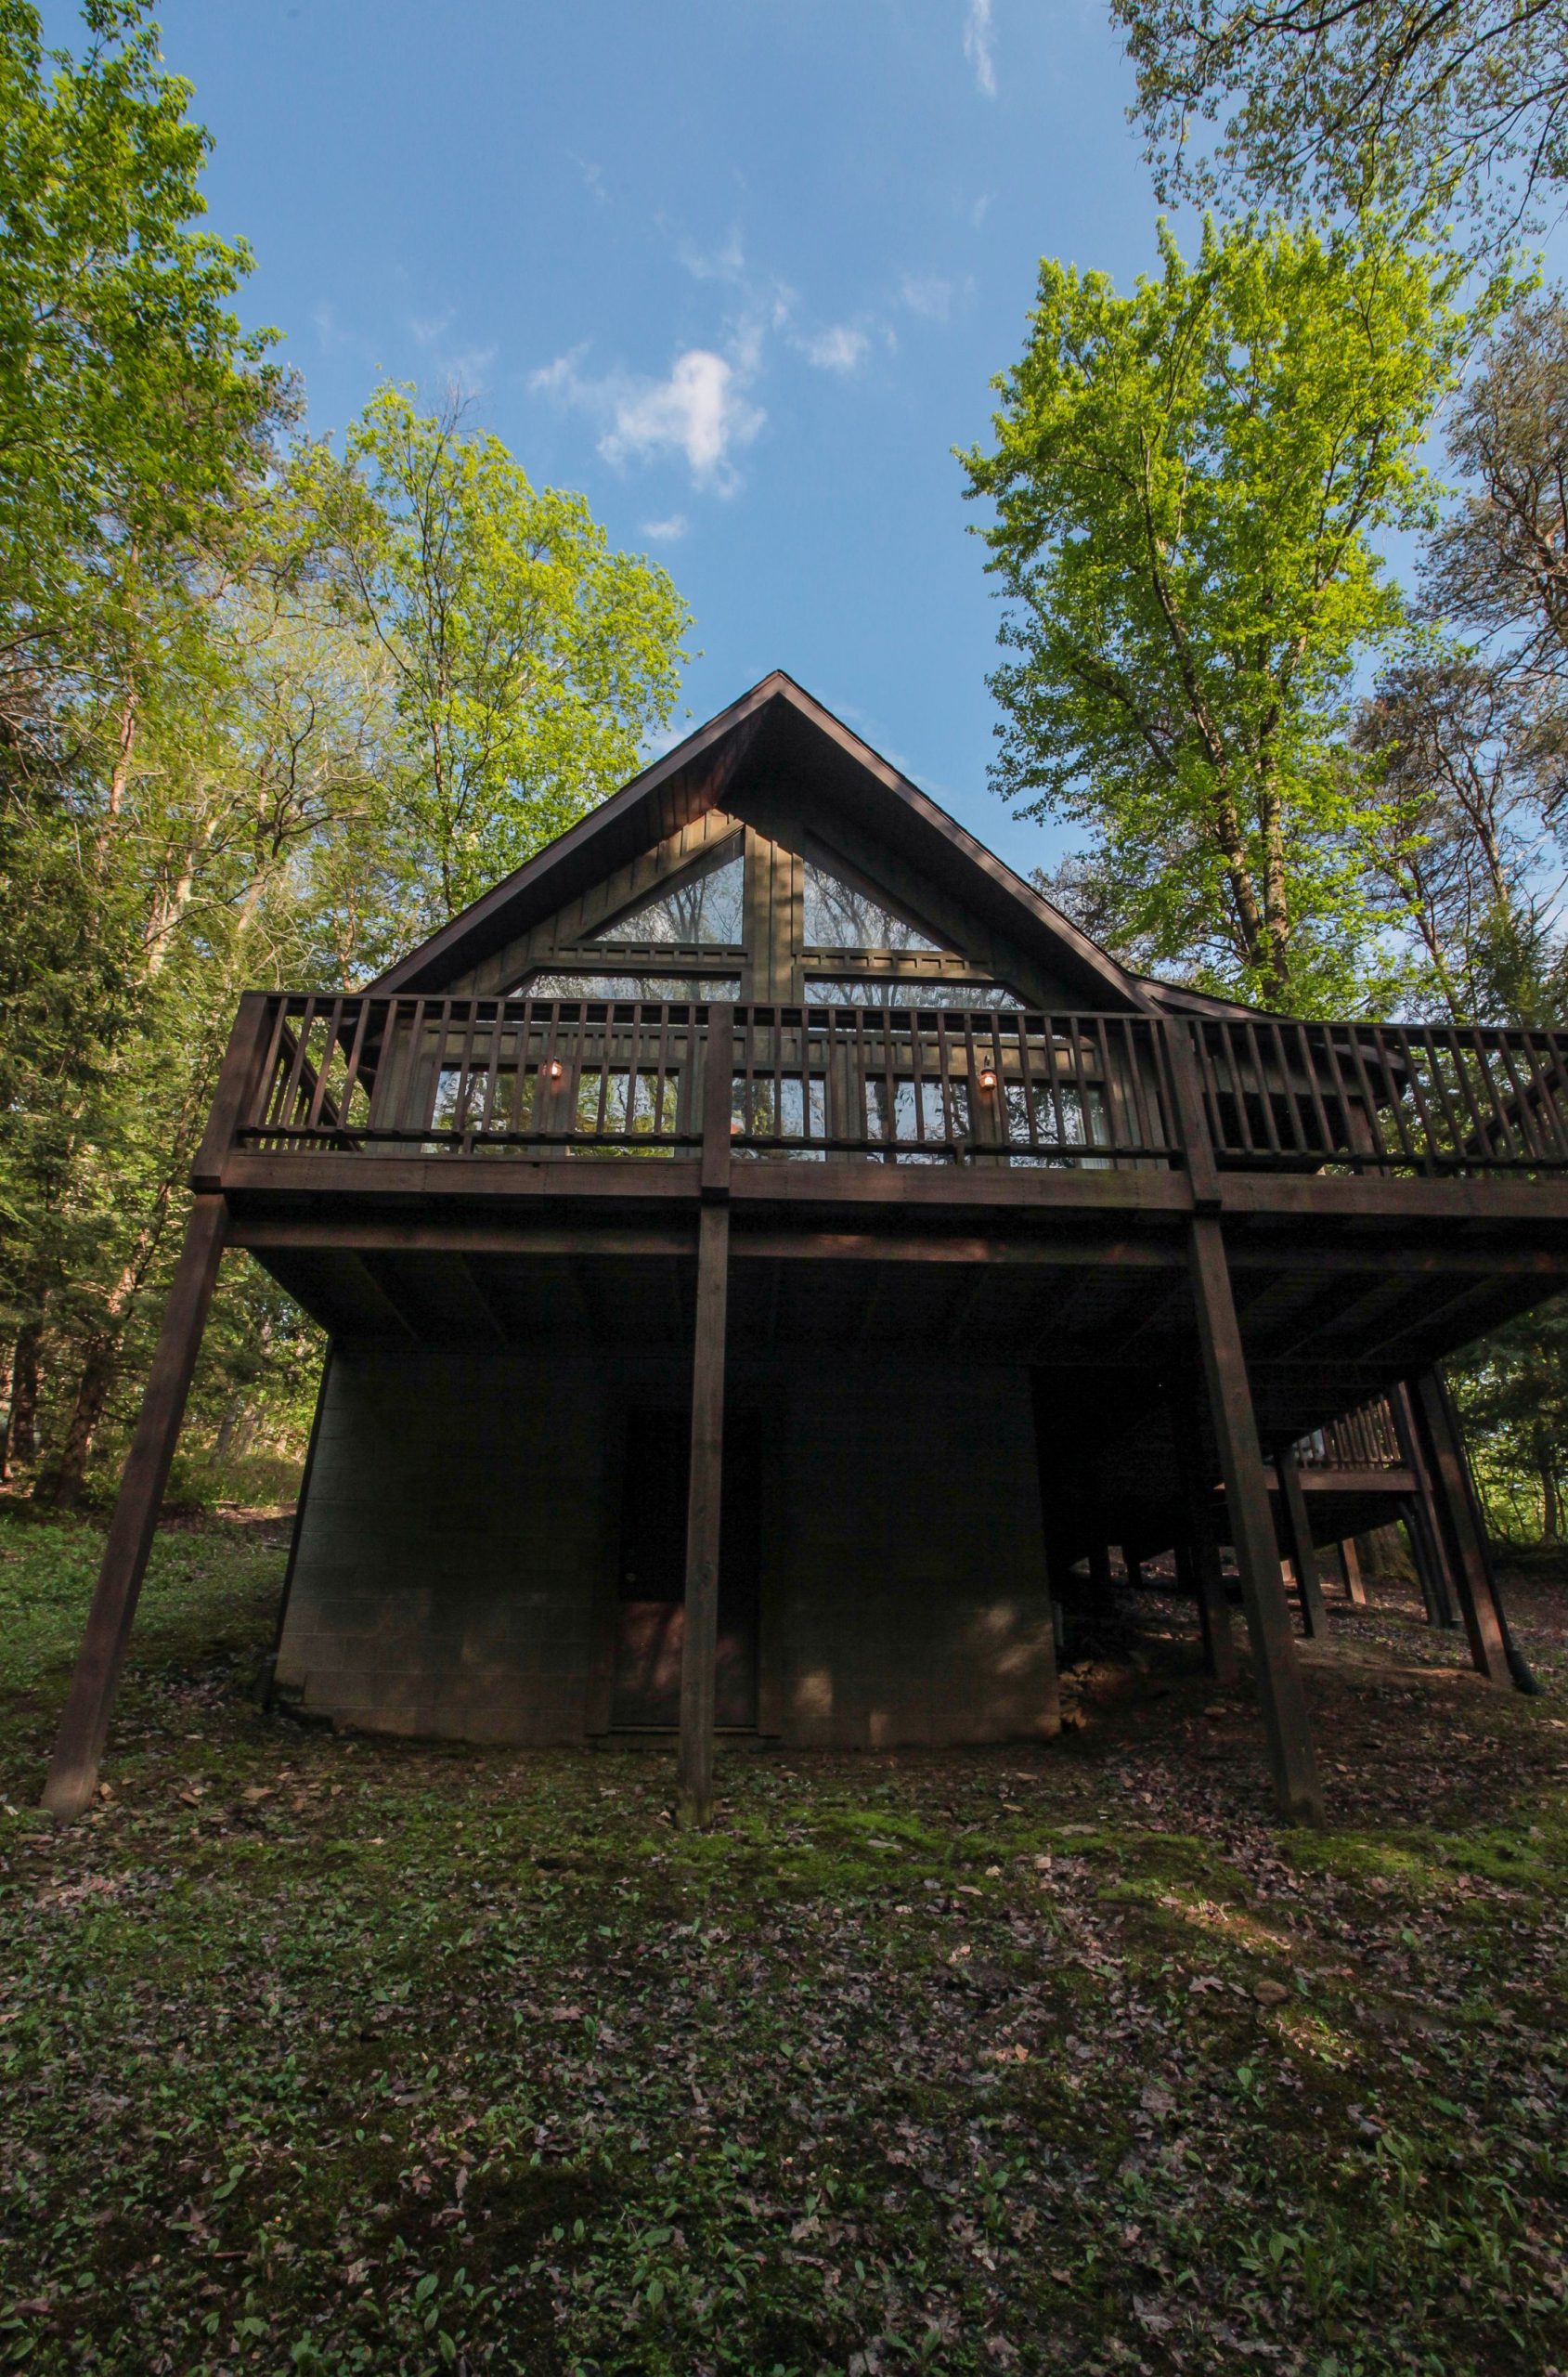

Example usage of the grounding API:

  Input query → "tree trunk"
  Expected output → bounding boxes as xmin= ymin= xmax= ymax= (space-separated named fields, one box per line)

xmin=46 ymin=1336 xmax=118 ymax=1510
xmin=36 ymin=1182 xmax=175 ymax=1509
xmin=6 ymin=1322 xmax=42 ymax=1473
xmin=1540 ymin=1448 xmax=1560 ymax=1543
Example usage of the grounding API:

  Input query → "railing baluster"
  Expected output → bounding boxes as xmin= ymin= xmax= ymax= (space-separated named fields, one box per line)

xmin=1297 ymin=1024 xmax=1335 ymax=1160
xmin=1341 ymin=1025 xmax=1391 ymax=1168
xmin=1243 ymin=1021 xmax=1282 ymax=1156
xmin=335 ymin=997 xmax=373 ymax=1142
xmin=1495 ymin=1031 xmax=1546 ymax=1163
xmin=278 ymin=996 xmax=317 ymax=1132
xmin=1067 ymin=1014 xmax=1094 ymax=1155
xmin=1463 ymin=1026 xmax=1521 ymax=1165
xmin=1393 ymin=1026 xmax=1442 ymax=1175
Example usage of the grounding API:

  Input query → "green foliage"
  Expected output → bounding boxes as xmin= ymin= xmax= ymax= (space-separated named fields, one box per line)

xmin=0 ymin=11 xmax=693 ymax=1507
xmin=961 ymin=214 xmax=1489 ymax=1009
xmin=1448 ymin=1304 xmax=1568 ymax=1544
xmin=0 ymin=0 xmax=288 ymax=763
xmin=293 ymin=384 xmax=692 ymax=927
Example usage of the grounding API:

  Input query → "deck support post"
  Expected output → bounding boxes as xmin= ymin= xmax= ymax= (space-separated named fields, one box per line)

xmin=678 ymin=1007 xmax=734 ymax=1829
xmin=1409 ymin=1372 xmax=1533 ymax=1691
xmin=1390 ymin=1383 xmax=1458 ymax=1628
xmin=1087 ymin=1539 xmax=1112 ymax=1595
xmin=1338 ymin=1537 xmax=1367 ymax=1606
xmin=1275 ymin=1444 xmax=1329 ymax=1639
xmin=1397 ymin=1501 xmax=1441 ymax=1625
xmin=41 ymin=1193 xmax=228 ymax=1822
xmin=1186 ymin=1215 xmax=1323 ymax=1822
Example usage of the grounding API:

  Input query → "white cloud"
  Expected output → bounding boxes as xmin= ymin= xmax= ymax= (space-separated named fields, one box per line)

xmin=796 ymin=323 xmax=870 ymax=373
xmin=408 ymin=309 xmax=451 ymax=348
xmin=901 ymin=273 xmax=956 ymax=322
xmin=530 ymin=344 xmax=764 ymax=493
xmin=641 ymin=514 xmax=688 ymax=542
xmin=964 ymin=0 xmax=997 ymax=97
xmin=677 ymin=227 xmax=748 ymax=284
xmin=574 ymin=155 xmax=609 ymax=206
xmin=604 ymin=351 xmax=762 ymax=485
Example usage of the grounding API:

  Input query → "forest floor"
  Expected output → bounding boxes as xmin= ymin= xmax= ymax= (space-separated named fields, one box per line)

xmin=1 ymin=1507 xmax=1566 ymax=2377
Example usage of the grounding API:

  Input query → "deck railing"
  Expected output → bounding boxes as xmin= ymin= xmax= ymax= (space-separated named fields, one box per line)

xmin=227 ymin=994 xmax=1568 ymax=1181
xmin=1193 ymin=1018 xmax=1568 ymax=1175
xmin=1293 ymin=1397 xmax=1403 ymax=1471
xmin=235 ymin=995 xmax=1181 ymax=1169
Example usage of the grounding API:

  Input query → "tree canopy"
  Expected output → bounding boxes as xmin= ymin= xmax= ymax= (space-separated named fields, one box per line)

xmin=0 ymin=3 xmax=694 ymax=1507
xmin=961 ymin=215 xmax=1485 ymax=1009
xmin=1113 ymin=0 xmax=1568 ymax=240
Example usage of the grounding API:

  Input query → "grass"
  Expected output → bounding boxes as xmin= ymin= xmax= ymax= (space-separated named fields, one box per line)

xmin=1 ymin=1506 xmax=1566 ymax=2374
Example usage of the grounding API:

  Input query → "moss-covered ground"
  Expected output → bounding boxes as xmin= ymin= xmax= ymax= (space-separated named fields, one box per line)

xmin=1 ymin=1507 xmax=1565 ymax=2375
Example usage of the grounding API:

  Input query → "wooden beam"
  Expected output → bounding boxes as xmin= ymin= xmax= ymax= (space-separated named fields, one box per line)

xmin=1187 ymin=1215 xmax=1323 ymax=1822
xmin=678 ymin=1010 xmax=734 ymax=1828
xmin=1339 ymin=1536 xmax=1367 ymax=1606
xmin=230 ymin=1214 xmax=699 ymax=1260
xmin=1275 ymin=1443 xmax=1330 ymax=1640
xmin=41 ymin=1195 xmax=228 ymax=1822
xmin=1408 ymin=1371 xmax=1510 ymax=1683
xmin=1218 ymin=1172 xmax=1568 ymax=1225
xmin=1388 ymin=1384 xmax=1459 ymax=1627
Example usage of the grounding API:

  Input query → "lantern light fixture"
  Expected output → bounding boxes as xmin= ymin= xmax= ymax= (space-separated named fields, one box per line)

xmin=543 ymin=1059 xmax=564 ymax=1083
xmin=978 ymin=1063 xmax=999 ymax=1093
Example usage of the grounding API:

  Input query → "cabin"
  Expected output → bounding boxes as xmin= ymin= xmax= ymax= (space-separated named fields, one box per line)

xmin=42 ymin=673 xmax=1568 ymax=1826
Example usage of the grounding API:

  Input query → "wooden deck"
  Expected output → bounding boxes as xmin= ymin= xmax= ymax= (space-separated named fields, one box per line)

xmin=38 ymin=992 xmax=1568 ymax=1827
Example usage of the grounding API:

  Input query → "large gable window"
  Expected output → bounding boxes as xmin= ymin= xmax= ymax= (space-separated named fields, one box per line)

xmin=805 ymin=978 xmax=1023 ymax=1009
xmin=591 ymin=850 xmax=745 ymax=947
xmin=802 ymin=858 xmax=938 ymax=952
xmin=525 ymin=972 xmax=739 ymax=1001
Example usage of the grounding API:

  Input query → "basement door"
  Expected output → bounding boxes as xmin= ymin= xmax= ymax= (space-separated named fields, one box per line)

xmin=610 ymin=1408 xmax=761 ymax=1729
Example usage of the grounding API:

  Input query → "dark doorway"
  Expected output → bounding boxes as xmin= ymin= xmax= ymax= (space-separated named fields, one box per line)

xmin=610 ymin=1408 xmax=762 ymax=1729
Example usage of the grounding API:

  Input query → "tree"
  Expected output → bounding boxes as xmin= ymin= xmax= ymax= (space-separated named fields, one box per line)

xmin=0 ymin=0 xmax=289 ymax=774
xmin=960 ymin=215 xmax=1486 ymax=1009
xmin=1113 ymin=0 xmax=1568 ymax=241
xmin=1449 ymin=1302 xmax=1568 ymax=1542
xmin=1351 ymin=654 xmax=1567 ymax=1022
xmin=1423 ymin=293 xmax=1568 ymax=678
xmin=1347 ymin=292 xmax=1568 ymax=1025
xmin=294 ymin=386 xmax=692 ymax=929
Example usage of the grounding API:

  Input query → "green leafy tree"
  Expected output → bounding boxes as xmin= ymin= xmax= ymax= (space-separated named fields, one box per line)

xmin=1449 ymin=1303 xmax=1568 ymax=1543
xmin=1113 ymin=0 xmax=1568 ymax=241
xmin=294 ymin=386 xmax=692 ymax=928
xmin=961 ymin=216 xmax=1491 ymax=1009
xmin=0 ymin=0 xmax=288 ymax=773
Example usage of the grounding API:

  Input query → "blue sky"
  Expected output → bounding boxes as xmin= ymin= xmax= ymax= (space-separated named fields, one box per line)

xmin=84 ymin=3 xmax=1568 ymax=879
xmin=120 ymin=0 xmax=1174 ymax=878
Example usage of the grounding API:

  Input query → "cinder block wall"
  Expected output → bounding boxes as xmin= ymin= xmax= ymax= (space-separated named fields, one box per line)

xmin=767 ymin=1356 xmax=1059 ymax=1747
xmin=274 ymin=1349 xmax=611 ymax=1743
xmin=275 ymin=1346 xmax=1058 ymax=1748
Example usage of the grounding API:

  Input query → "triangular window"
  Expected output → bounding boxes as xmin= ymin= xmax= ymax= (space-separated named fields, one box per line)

xmin=591 ymin=850 xmax=745 ymax=946
xmin=802 ymin=859 xmax=939 ymax=951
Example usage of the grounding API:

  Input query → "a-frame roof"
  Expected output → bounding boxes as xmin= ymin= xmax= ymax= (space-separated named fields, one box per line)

xmin=369 ymin=671 xmax=1160 ymax=1011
